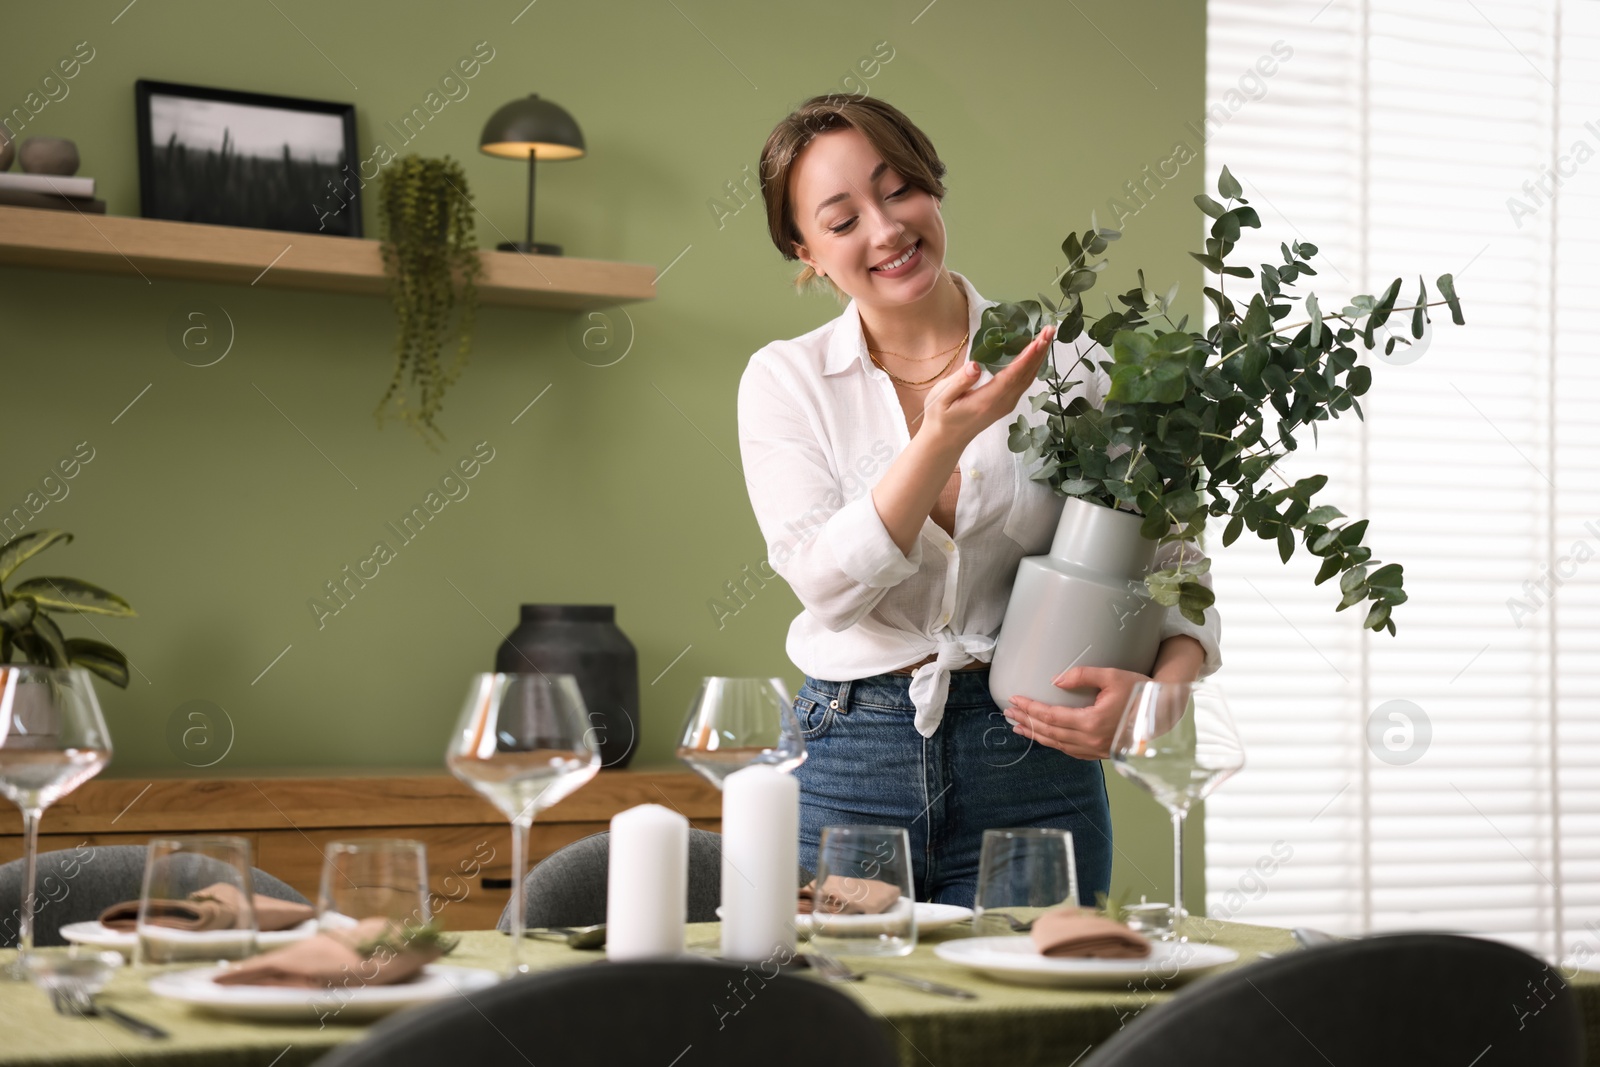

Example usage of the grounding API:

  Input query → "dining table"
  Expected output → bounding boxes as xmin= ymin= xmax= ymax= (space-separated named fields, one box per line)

xmin=1 ymin=918 xmax=1597 ymax=1067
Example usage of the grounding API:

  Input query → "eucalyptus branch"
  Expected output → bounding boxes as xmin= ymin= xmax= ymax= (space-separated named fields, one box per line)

xmin=972 ymin=164 xmax=1467 ymax=634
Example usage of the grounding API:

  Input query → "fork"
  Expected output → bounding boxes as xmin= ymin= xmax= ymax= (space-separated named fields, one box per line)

xmin=805 ymin=952 xmax=977 ymax=1000
xmin=49 ymin=985 xmax=169 ymax=1039
xmin=997 ymin=913 xmax=1038 ymax=933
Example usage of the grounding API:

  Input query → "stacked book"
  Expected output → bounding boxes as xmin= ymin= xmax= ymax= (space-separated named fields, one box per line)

xmin=0 ymin=173 xmax=105 ymax=213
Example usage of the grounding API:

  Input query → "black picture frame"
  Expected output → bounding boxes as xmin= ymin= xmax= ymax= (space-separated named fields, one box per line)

xmin=135 ymin=79 xmax=361 ymax=238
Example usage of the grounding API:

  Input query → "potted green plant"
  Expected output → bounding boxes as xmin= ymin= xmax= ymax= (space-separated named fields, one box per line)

xmin=0 ymin=530 xmax=136 ymax=687
xmin=973 ymin=166 xmax=1465 ymax=709
xmin=374 ymin=155 xmax=482 ymax=447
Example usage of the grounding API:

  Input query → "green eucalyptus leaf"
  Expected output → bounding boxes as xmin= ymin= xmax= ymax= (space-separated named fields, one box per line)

xmin=1437 ymin=272 xmax=1465 ymax=324
xmin=1218 ymin=165 xmax=1242 ymax=199
xmin=1212 ymin=212 xmax=1241 ymax=243
xmin=1194 ymin=194 xmax=1227 ymax=219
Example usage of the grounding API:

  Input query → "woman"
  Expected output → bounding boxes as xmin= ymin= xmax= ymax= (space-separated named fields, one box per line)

xmin=736 ymin=95 xmax=1222 ymax=908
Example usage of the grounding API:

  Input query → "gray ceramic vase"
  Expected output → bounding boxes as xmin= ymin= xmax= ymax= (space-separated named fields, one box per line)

xmin=495 ymin=604 xmax=639 ymax=769
xmin=988 ymin=496 xmax=1168 ymax=710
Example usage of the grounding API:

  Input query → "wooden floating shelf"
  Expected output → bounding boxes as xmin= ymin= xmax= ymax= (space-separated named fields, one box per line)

xmin=0 ymin=204 xmax=656 ymax=310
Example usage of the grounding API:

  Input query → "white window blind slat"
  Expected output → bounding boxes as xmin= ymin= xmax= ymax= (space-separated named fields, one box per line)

xmin=1201 ymin=0 xmax=1594 ymax=964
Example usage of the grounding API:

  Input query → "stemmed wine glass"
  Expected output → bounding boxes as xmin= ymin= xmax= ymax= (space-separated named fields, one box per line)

xmin=675 ymin=677 xmax=806 ymax=790
xmin=445 ymin=673 xmax=600 ymax=975
xmin=0 ymin=666 xmax=112 ymax=977
xmin=1109 ymin=678 xmax=1244 ymax=942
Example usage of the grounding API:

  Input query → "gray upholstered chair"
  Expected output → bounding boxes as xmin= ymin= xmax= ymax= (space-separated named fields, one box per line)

xmin=0 ymin=844 xmax=309 ymax=948
xmin=1082 ymin=932 xmax=1583 ymax=1067
xmin=496 ymin=827 xmax=812 ymax=931
xmin=313 ymin=958 xmax=897 ymax=1067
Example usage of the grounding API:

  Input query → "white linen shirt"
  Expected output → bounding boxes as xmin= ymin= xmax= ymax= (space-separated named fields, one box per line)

xmin=735 ymin=270 xmax=1222 ymax=738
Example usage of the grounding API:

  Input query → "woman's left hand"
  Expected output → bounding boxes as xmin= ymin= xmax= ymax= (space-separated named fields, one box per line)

xmin=1005 ymin=666 xmax=1148 ymax=760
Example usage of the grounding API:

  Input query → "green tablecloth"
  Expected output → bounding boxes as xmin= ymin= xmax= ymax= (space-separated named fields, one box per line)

xmin=0 ymin=920 xmax=1596 ymax=1066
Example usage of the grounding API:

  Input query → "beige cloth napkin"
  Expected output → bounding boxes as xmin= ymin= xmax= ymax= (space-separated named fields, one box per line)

xmin=1030 ymin=907 xmax=1152 ymax=959
xmin=98 ymin=882 xmax=314 ymax=933
xmin=213 ymin=917 xmax=444 ymax=988
xmin=797 ymin=876 xmax=901 ymax=916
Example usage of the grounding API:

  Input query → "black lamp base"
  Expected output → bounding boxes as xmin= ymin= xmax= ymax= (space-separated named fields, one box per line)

xmin=498 ymin=240 xmax=563 ymax=255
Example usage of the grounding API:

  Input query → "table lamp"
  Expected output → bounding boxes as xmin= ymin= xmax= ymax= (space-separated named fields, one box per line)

xmin=478 ymin=93 xmax=585 ymax=255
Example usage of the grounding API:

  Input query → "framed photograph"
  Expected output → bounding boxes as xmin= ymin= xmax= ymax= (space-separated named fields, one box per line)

xmin=135 ymin=79 xmax=361 ymax=237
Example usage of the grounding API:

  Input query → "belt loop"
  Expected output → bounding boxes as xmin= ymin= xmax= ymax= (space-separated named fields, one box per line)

xmin=834 ymin=678 xmax=852 ymax=715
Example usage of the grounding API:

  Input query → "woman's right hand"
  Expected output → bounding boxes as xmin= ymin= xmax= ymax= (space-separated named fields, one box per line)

xmin=920 ymin=323 xmax=1057 ymax=451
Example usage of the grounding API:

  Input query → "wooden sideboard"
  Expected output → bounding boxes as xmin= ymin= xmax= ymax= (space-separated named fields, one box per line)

xmin=0 ymin=769 xmax=721 ymax=931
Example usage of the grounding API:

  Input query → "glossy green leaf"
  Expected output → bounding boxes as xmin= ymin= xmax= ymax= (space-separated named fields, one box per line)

xmin=64 ymin=637 xmax=130 ymax=689
xmin=9 ymin=577 xmax=137 ymax=617
xmin=0 ymin=530 xmax=73 ymax=584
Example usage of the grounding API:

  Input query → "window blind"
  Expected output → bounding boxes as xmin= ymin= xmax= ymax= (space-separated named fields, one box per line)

xmin=1200 ymin=0 xmax=1598 ymax=965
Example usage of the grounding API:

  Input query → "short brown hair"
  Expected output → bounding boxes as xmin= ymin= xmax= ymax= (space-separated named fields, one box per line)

xmin=759 ymin=95 xmax=948 ymax=300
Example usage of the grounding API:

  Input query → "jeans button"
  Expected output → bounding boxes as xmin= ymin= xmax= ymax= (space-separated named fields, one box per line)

xmin=829 ymin=699 xmax=839 ymax=709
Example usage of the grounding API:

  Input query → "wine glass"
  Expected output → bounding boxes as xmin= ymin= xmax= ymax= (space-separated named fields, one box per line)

xmin=137 ymin=836 xmax=258 ymax=963
xmin=317 ymin=839 xmax=431 ymax=935
xmin=0 ymin=666 xmax=111 ymax=978
xmin=1109 ymin=679 xmax=1244 ymax=942
xmin=675 ymin=677 xmax=806 ymax=789
xmin=445 ymin=673 xmax=600 ymax=975
xmin=973 ymin=828 xmax=1078 ymax=936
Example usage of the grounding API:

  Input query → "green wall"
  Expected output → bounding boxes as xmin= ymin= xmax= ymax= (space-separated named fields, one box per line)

xmin=2 ymin=0 xmax=1206 ymax=910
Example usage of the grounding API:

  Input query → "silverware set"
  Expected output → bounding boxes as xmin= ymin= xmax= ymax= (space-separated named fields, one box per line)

xmin=44 ymin=982 xmax=169 ymax=1039
xmin=805 ymin=951 xmax=977 ymax=1000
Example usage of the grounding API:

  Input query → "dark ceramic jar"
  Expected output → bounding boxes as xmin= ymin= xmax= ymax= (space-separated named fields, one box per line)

xmin=495 ymin=604 xmax=639 ymax=768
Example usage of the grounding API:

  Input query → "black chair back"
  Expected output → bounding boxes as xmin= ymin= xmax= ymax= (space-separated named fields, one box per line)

xmin=1083 ymin=932 xmax=1583 ymax=1067
xmin=0 ymin=844 xmax=309 ymax=948
xmin=314 ymin=958 xmax=898 ymax=1067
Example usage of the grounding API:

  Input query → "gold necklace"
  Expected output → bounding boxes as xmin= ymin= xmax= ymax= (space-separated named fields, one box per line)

xmin=868 ymin=332 xmax=968 ymax=388
xmin=867 ymin=331 xmax=969 ymax=362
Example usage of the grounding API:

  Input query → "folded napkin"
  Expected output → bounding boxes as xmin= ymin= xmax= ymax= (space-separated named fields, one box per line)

xmin=798 ymin=876 xmax=901 ymax=916
xmin=1029 ymin=907 xmax=1152 ymax=959
xmin=98 ymin=882 xmax=314 ymax=933
xmin=213 ymin=917 xmax=446 ymax=988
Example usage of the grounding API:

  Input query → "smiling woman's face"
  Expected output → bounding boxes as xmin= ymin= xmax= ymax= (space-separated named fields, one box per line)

xmin=788 ymin=126 xmax=947 ymax=307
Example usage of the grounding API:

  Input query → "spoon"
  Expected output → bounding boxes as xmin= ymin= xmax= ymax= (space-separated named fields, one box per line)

xmin=523 ymin=924 xmax=607 ymax=950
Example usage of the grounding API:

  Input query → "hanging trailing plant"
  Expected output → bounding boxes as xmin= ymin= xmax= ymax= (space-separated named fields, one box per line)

xmin=375 ymin=155 xmax=482 ymax=446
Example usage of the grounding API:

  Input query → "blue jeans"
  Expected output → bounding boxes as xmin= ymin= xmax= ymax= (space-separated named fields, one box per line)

xmin=792 ymin=668 xmax=1112 ymax=909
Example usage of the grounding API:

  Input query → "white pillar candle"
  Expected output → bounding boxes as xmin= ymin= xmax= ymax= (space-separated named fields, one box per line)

xmin=720 ymin=765 xmax=798 ymax=962
xmin=606 ymin=803 xmax=688 ymax=961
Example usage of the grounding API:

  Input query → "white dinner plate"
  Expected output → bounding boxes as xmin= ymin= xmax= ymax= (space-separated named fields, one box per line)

xmin=714 ymin=902 xmax=974 ymax=932
xmin=934 ymin=936 xmax=1238 ymax=988
xmin=60 ymin=920 xmax=319 ymax=958
xmin=147 ymin=963 xmax=499 ymax=1021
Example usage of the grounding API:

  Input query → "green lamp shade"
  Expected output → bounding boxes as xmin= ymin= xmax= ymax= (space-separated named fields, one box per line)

xmin=479 ymin=94 xmax=586 ymax=160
